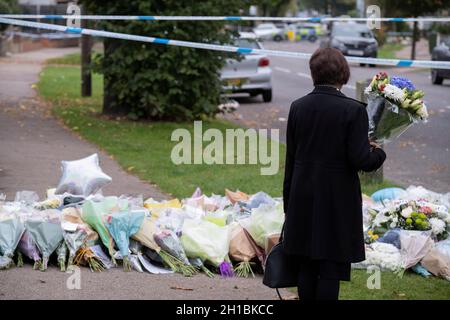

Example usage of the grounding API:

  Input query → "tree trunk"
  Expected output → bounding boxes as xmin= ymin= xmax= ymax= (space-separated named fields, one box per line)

xmin=81 ymin=35 xmax=92 ymax=97
xmin=102 ymin=39 xmax=125 ymax=116
xmin=81 ymin=25 xmax=92 ymax=97
xmin=411 ymin=20 xmax=418 ymax=60
xmin=81 ymin=6 xmax=92 ymax=97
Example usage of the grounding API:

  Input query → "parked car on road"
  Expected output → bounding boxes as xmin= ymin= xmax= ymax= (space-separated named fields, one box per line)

xmin=221 ymin=32 xmax=273 ymax=102
xmin=253 ymin=23 xmax=284 ymax=42
xmin=321 ymin=22 xmax=378 ymax=66
xmin=431 ymin=35 xmax=450 ymax=85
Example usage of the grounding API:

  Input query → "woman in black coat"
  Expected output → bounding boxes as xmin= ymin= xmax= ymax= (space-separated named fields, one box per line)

xmin=282 ymin=48 xmax=386 ymax=300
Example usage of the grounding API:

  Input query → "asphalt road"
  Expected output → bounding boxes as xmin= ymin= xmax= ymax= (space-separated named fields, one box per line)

xmin=226 ymin=41 xmax=450 ymax=193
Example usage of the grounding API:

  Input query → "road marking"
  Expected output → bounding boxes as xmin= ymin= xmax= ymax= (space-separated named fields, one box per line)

xmin=275 ymin=67 xmax=292 ymax=73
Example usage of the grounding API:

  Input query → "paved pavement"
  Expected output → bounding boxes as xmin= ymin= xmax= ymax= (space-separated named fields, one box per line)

xmin=0 ymin=48 xmax=167 ymax=201
xmin=0 ymin=48 xmax=284 ymax=300
xmin=0 ymin=265 xmax=281 ymax=300
xmin=223 ymin=40 xmax=450 ymax=193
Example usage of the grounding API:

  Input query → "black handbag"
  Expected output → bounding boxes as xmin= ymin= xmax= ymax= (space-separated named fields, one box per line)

xmin=262 ymin=224 xmax=299 ymax=299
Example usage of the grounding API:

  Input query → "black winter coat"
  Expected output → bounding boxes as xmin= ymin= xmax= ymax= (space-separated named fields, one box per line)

xmin=282 ymin=86 xmax=386 ymax=263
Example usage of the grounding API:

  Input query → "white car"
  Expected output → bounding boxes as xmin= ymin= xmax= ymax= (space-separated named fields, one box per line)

xmin=253 ymin=23 xmax=284 ymax=42
xmin=221 ymin=32 xmax=273 ymax=102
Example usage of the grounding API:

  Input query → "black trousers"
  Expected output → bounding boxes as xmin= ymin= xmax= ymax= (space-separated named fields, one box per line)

xmin=296 ymin=259 xmax=344 ymax=301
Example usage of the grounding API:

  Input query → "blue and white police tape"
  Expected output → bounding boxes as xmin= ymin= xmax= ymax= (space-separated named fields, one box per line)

xmin=1 ymin=14 xmax=450 ymax=23
xmin=1 ymin=17 xmax=450 ymax=70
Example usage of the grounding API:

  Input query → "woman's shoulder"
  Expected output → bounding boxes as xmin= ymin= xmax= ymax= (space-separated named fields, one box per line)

xmin=291 ymin=93 xmax=367 ymax=110
xmin=340 ymin=96 xmax=368 ymax=109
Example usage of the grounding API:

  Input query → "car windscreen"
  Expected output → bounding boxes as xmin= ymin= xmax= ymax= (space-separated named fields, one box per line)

xmin=235 ymin=39 xmax=261 ymax=49
xmin=332 ymin=25 xmax=373 ymax=38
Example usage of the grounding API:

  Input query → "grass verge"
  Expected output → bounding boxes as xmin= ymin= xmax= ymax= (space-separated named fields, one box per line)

xmin=378 ymin=43 xmax=406 ymax=59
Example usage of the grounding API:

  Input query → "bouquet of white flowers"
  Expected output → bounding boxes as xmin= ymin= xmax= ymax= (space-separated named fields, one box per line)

xmin=365 ymin=72 xmax=428 ymax=143
xmin=367 ymin=199 xmax=449 ymax=241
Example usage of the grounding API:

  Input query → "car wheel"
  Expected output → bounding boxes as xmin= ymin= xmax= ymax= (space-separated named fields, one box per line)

xmin=360 ymin=63 xmax=366 ymax=67
xmin=262 ymin=90 xmax=272 ymax=103
xmin=369 ymin=64 xmax=376 ymax=68
xmin=431 ymin=69 xmax=444 ymax=85
xmin=308 ymin=35 xmax=318 ymax=43
xmin=274 ymin=35 xmax=283 ymax=42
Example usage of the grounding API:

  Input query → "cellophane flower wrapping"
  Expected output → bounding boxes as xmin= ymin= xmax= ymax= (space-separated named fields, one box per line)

xmin=132 ymin=217 xmax=160 ymax=251
xmin=105 ymin=211 xmax=145 ymax=259
xmin=25 ymin=218 xmax=63 ymax=270
xmin=18 ymin=230 xmax=41 ymax=263
xmin=64 ymin=229 xmax=87 ymax=266
xmin=366 ymin=94 xmax=415 ymax=143
xmin=81 ymin=197 xmax=126 ymax=259
xmin=229 ymin=222 xmax=257 ymax=263
xmin=0 ymin=215 xmax=25 ymax=268
xmin=180 ymin=219 xmax=230 ymax=267
xmin=154 ymin=229 xmax=190 ymax=265
xmin=239 ymin=203 xmax=284 ymax=250
xmin=400 ymin=230 xmax=434 ymax=270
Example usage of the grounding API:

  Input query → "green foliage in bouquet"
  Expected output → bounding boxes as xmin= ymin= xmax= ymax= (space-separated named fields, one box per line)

xmin=80 ymin=0 xmax=249 ymax=121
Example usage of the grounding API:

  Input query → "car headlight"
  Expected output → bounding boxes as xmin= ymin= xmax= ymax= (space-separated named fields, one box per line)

xmin=331 ymin=39 xmax=346 ymax=51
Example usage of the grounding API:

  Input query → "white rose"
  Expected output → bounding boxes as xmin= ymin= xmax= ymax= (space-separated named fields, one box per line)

xmin=401 ymin=207 xmax=413 ymax=219
xmin=416 ymin=104 xmax=429 ymax=120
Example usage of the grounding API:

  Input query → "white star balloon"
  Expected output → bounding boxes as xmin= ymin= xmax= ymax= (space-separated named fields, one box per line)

xmin=55 ymin=154 xmax=112 ymax=196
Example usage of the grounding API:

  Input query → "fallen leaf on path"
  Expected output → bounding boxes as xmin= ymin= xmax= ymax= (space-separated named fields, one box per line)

xmin=170 ymin=286 xmax=194 ymax=291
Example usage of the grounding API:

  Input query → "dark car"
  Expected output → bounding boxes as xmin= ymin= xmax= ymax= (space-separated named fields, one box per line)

xmin=321 ymin=22 xmax=378 ymax=66
xmin=431 ymin=35 xmax=450 ymax=85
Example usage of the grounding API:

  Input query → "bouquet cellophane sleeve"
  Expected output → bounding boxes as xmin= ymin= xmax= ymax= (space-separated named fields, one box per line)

xmin=62 ymin=207 xmax=98 ymax=244
xmin=229 ymin=223 xmax=257 ymax=262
